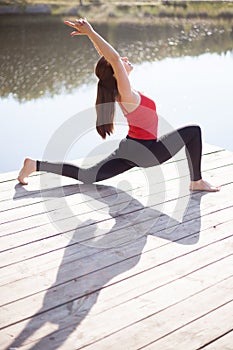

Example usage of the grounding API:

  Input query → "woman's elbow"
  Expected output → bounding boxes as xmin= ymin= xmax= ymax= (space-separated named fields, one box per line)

xmin=108 ymin=53 xmax=121 ymax=64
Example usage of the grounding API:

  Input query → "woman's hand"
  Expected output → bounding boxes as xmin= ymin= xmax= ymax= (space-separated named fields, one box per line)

xmin=64 ymin=18 xmax=94 ymax=37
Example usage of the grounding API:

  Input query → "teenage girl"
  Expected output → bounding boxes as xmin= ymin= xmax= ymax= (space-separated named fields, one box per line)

xmin=18 ymin=18 xmax=220 ymax=192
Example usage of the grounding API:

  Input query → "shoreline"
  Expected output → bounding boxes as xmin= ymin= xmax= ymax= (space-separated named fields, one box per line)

xmin=0 ymin=1 xmax=233 ymax=22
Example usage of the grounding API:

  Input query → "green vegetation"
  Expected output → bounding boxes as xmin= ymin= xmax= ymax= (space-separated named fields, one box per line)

xmin=0 ymin=1 xmax=233 ymax=21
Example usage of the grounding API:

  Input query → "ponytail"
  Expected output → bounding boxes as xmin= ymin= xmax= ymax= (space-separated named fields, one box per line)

xmin=95 ymin=57 xmax=118 ymax=139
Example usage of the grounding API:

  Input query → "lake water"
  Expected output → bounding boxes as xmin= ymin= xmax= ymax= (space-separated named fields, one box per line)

xmin=0 ymin=16 xmax=233 ymax=173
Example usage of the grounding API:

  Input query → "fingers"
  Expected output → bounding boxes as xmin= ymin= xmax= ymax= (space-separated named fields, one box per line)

xmin=70 ymin=31 xmax=79 ymax=37
xmin=75 ymin=18 xmax=85 ymax=25
xmin=64 ymin=20 xmax=76 ymax=28
xmin=64 ymin=20 xmax=81 ymax=36
xmin=64 ymin=18 xmax=91 ymax=37
xmin=64 ymin=18 xmax=86 ymax=28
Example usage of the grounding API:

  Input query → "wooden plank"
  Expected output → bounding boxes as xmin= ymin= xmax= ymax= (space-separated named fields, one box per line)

xmin=141 ymin=306 xmax=233 ymax=350
xmin=1 ymin=173 xmax=232 ymax=251
xmin=1 ymin=232 xmax=232 ymax=350
xmin=1 ymin=203 xmax=232 ymax=307
xmin=0 ymin=144 xmax=232 ymax=350
xmin=0 ymin=181 xmax=232 ymax=268
xmin=0 ymin=220 xmax=232 ymax=333
xmin=1 ymin=155 xmax=232 ymax=244
xmin=198 ymin=330 xmax=233 ymax=350
xmin=0 ymin=170 xmax=19 ymax=183
xmin=0 ymin=178 xmax=199 ymax=238
xmin=0 ymin=150 xmax=231 ymax=238
xmin=0 ymin=178 xmax=231 ymax=265
xmin=3 ymin=271 xmax=232 ymax=350
xmin=76 ymin=254 xmax=233 ymax=318
xmin=0 ymin=173 xmax=77 ymax=202
xmin=1 ymin=183 xmax=228 ymax=284
xmin=1 ymin=214 xmax=232 ymax=307
xmin=2 ymin=182 xmax=231 ymax=304
xmin=71 ymin=279 xmax=233 ymax=350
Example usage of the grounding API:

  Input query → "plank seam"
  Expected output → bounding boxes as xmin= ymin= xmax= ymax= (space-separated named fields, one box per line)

xmin=136 ymin=300 xmax=233 ymax=350
xmin=1 ymin=198 xmax=233 ymax=255
xmin=1 ymin=203 xmax=233 ymax=269
xmin=196 ymin=329 xmax=233 ymax=349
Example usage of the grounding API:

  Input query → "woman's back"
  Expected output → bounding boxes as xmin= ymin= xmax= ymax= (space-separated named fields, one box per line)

xmin=119 ymin=92 xmax=158 ymax=140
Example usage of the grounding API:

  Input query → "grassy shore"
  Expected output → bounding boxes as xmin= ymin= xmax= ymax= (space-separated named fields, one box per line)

xmin=1 ymin=1 xmax=233 ymax=22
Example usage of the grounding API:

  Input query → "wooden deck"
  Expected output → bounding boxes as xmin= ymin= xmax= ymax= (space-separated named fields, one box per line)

xmin=0 ymin=144 xmax=233 ymax=350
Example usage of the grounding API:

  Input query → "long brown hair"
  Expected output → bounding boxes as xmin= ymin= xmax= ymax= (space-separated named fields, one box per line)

xmin=95 ymin=56 xmax=119 ymax=139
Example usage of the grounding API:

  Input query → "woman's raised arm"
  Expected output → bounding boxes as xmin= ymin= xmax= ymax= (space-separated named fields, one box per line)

xmin=64 ymin=19 xmax=119 ymax=63
xmin=64 ymin=18 xmax=136 ymax=102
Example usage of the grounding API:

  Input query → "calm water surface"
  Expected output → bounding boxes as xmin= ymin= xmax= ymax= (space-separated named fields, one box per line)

xmin=0 ymin=16 xmax=233 ymax=172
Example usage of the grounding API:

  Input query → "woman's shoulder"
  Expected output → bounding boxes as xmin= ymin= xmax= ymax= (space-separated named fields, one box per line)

xmin=118 ymin=89 xmax=140 ymax=103
xmin=118 ymin=89 xmax=141 ymax=115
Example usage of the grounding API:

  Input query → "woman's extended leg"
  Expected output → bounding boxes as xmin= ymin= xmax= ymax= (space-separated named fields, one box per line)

xmin=18 ymin=142 xmax=135 ymax=185
xmin=18 ymin=126 xmax=220 ymax=191
xmin=36 ymin=156 xmax=134 ymax=184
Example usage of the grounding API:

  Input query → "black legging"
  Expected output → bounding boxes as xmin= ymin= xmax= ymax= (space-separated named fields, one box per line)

xmin=37 ymin=125 xmax=202 ymax=183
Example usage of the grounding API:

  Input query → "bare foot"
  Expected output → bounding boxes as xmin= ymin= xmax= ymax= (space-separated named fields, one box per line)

xmin=190 ymin=179 xmax=220 ymax=192
xmin=18 ymin=158 xmax=36 ymax=185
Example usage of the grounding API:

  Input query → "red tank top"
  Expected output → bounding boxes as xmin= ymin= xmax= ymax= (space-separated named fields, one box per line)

xmin=119 ymin=92 xmax=158 ymax=140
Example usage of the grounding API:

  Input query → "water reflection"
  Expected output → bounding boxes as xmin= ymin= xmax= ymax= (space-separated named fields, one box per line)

xmin=0 ymin=16 xmax=232 ymax=102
